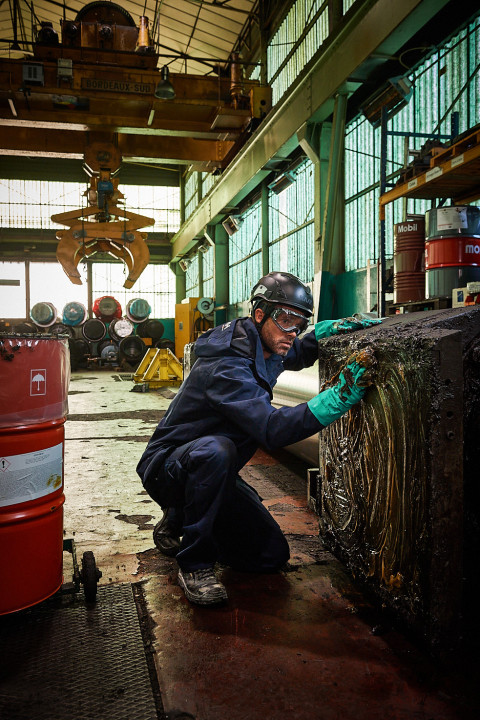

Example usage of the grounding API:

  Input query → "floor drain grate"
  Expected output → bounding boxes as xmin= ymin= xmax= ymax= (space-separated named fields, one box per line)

xmin=0 ymin=584 xmax=160 ymax=720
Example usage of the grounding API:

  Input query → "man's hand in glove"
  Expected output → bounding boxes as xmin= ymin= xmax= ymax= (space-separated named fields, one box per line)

xmin=315 ymin=314 xmax=383 ymax=340
xmin=307 ymin=348 xmax=376 ymax=427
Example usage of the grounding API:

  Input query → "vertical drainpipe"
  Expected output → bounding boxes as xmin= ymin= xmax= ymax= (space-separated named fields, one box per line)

xmin=214 ymin=223 xmax=229 ymax=325
xmin=261 ymin=178 xmax=269 ymax=276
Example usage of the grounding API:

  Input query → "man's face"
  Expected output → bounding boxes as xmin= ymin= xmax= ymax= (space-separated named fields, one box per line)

xmin=254 ymin=305 xmax=308 ymax=357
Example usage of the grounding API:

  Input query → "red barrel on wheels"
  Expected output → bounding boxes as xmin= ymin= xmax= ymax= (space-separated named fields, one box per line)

xmin=0 ymin=334 xmax=70 ymax=614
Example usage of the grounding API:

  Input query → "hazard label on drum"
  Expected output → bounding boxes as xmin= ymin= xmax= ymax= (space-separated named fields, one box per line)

xmin=30 ymin=369 xmax=46 ymax=396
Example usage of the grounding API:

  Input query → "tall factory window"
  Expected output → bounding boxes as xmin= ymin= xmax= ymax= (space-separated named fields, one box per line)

xmin=0 ymin=180 xmax=180 ymax=234
xmin=184 ymin=172 xmax=199 ymax=221
xmin=229 ymin=201 xmax=262 ymax=306
xmin=91 ymin=263 xmax=176 ymax=318
xmin=201 ymin=172 xmax=217 ymax=198
xmin=0 ymin=261 xmax=26 ymax=318
xmin=202 ymin=247 xmax=215 ymax=299
xmin=30 ymin=262 xmax=88 ymax=319
xmin=345 ymin=16 xmax=480 ymax=272
xmin=186 ymin=255 xmax=200 ymax=298
xmin=269 ymin=159 xmax=315 ymax=284
xmin=267 ymin=0 xmax=329 ymax=105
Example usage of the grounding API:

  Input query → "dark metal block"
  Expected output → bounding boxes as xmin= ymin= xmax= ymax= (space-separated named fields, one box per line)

xmin=315 ymin=306 xmax=480 ymax=650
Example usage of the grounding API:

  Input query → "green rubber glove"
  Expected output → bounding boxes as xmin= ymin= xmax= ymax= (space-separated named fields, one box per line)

xmin=315 ymin=314 xmax=383 ymax=340
xmin=307 ymin=360 xmax=367 ymax=426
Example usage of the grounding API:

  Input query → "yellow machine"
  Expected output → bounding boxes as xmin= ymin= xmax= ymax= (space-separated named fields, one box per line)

xmin=133 ymin=348 xmax=183 ymax=389
xmin=175 ymin=297 xmax=213 ymax=359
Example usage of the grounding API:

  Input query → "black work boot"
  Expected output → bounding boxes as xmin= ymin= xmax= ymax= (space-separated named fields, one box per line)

xmin=153 ymin=508 xmax=182 ymax=557
xmin=178 ymin=568 xmax=228 ymax=606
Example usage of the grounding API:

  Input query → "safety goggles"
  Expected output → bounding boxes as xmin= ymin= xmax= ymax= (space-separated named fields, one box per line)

xmin=270 ymin=306 xmax=310 ymax=336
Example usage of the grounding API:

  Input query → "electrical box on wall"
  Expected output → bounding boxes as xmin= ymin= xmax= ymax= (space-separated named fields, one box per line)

xmin=175 ymin=298 xmax=200 ymax=359
xmin=22 ymin=63 xmax=44 ymax=86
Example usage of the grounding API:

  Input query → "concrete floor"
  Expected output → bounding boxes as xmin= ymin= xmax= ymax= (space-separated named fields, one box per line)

xmin=63 ymin=370 xmax=475 ymax=720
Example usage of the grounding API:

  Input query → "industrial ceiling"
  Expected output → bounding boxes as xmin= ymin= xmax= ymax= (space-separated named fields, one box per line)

xmin=0 ymin=0 xmax=279 ymax=271
xmin=0 ymin=0 xmax=274 ymax=172
xmin=0 ymin=0 xmax=257 ymax=75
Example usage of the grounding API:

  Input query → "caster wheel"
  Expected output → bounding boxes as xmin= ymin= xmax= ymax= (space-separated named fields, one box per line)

xmin=81 ymin=550 xmax=102 ymax=603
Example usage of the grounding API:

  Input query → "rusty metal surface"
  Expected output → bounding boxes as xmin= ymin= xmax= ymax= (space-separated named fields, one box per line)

xmin=140 ymin=445 xmax=473 ymax=720
xmin=314 ymin=306 xmax=480 ymax=650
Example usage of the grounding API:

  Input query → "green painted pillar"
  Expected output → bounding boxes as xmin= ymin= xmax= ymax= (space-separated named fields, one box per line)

xmin=261 ymin=179 xmax=269 ymax=276
xmin=317 ymin=92 xmax=348 ymax=321
xmin=198 ymin=251 xmax=204 ymax=297
xmin=179 ymin=173 xmax=186 ymax=226
xmin=171 ymin=261 xmax=186 ymax=304
xmin=214 ymin=223 xmax=229 ymax=325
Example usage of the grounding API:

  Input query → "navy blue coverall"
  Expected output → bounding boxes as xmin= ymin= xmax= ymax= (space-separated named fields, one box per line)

xmin=136 ymin=316 xmax=324 ymax=573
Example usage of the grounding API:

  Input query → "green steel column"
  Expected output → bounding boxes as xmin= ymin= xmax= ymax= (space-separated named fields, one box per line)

xmin=317 ymin=92 xmax=348 ymax=320
xmin=259 ymin=0 xmax=268 ymax=86
xmin=313 ymin=122 xmax=331 ymax=320
xmin=214 ymin=223 xmax=229 ymax=325
xmin=197 ymin=171 xmax=203 ymax=205
xmin=171 ymin=261 xmax=186 ymax=304
xmin=179 ymin=172 xmax=186 ymax=226
xmin=198 ymin=251 xmax=204 ymax=297
xmin=261 ymin=178 xmax=269 ymax=276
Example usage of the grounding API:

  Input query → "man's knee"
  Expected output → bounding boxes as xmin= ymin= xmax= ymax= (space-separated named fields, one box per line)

xmin=188 ymin=435 xmax=238 ymax=475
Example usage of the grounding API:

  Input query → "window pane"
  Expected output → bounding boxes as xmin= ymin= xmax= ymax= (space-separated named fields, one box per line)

xmin=91 ymin=263 xmax=176 ymax=318
xmin=0 ymin=262 xmax=25 ymax=318
xmin=29 ymin=262 xmax=88 ymax=321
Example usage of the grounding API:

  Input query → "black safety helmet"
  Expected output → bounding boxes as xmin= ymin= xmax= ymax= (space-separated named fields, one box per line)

xmin=250 ymin=271 xmax=314 ymax=317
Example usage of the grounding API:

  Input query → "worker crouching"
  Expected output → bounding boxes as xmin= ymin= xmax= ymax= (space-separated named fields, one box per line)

xmin=137 ymin=271 xmax=380 ymax=606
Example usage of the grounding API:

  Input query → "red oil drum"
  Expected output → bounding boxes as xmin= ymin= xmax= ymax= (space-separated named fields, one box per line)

xmin=0 ymin=335 xmax=70 ymax=614
xmin=393 ymin=219 xmax=425 ymax=303
xmin=93 ymin=295 xmax=122 ymax=321
xmin=425 ymin=206 xmax=480 ymax=298
xmin=425 ymin=236 xmax=480 ymax=268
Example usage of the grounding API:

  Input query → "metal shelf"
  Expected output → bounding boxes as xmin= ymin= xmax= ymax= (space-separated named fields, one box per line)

xmin=380 ymin=127 xmax=480 ymax=214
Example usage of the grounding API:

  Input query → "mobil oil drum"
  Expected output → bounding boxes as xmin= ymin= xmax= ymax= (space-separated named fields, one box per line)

xmin=0 ymin=334 xmax=70 ymax=614
xmin=425 ymin=206 xmax=480 ymax=298
xmin=393 ymin=219 xmax=425 ymax=303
